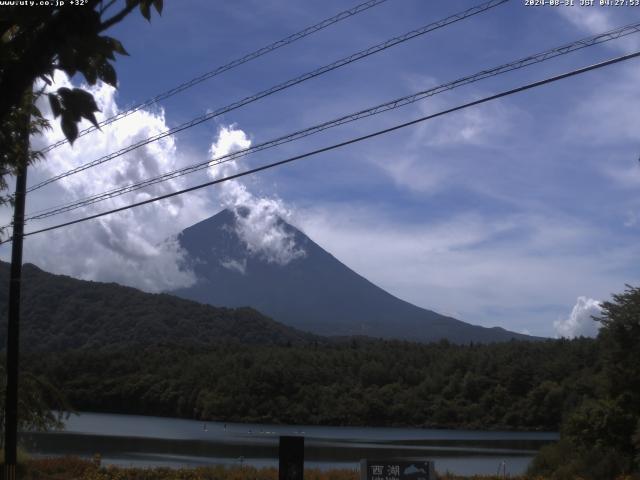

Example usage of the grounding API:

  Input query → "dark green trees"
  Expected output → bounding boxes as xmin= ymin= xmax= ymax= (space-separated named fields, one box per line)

xmin=529 ymin=285 xmax=640 ymax=479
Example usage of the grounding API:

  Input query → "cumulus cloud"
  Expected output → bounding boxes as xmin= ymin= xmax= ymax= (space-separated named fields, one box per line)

xmin=554 ymin=296 xmax=602 ymax=339
xmin=11 ymin=73 xmax=212 ymax=292
xmin=208 ymin=126 xmax=306 ymax=266
xmin=0 ymin=74 xmax=306 ymax=291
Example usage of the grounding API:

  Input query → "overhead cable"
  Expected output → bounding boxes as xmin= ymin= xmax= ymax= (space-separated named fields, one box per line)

xmin=3 ymin=49 xmax=637 ymax=245
xmin=24 ymin=21 xmax=640 ymax=221
xmin=27 ymin=0 xmax=509 ymax=192
xmin=37 ymin=0 xmax=391 ymax=155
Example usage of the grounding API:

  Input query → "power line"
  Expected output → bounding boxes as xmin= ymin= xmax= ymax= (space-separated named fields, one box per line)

xmin=36 ymin=0 xmax=391 ymax=155
xmin=23 ymin=21 xmax=640 ymax=222
xmin=27 ymin=0 xmax=509 ymax=193
xmin=4 ymin=49 xmax=638 ymax=245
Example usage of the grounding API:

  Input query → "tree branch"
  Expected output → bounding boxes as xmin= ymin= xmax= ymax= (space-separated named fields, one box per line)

xmin=99 ymin=2 xmax=138 ymax=33
xmin=99 ymin=0 xmax=118 ymax=15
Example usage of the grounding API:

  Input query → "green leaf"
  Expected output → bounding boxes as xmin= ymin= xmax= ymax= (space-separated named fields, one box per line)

xmin=82 ymin=65 xmax=98 ymax=85
xmin=153 ymin=0 xmax=163 ymax=14
xmin=70 ymin=88 xmax=100 ymax=114
xmin=108 ymin=37 xmax=129 ymax=56
xmin=61 ymin=115 xmax=79 ymax=144
xmin=57 ymin=88 xmax=100 ymax=126
xmin=140 ymin=1 xmax=151 ymax=21
xmin=97 ymin=62 xmax=117 ymax=87
xmin=74 ymin=88 xmax=98 ymax=108
xmin=57 ymin=87 xmax=71 ymax=100
xmin=82 ymin=110 xmax=100 ymax=129
xmin=57 ymin=44 xmax=78 ymax=77
xmin=48 ymin=94 xmax=62 ymax=118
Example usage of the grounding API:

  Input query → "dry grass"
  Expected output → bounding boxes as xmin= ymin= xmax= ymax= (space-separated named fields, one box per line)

xmin=17 ymin=456 xmax=637 ymax=480
xmin=17 ymin=457 xmax=533 ymax=480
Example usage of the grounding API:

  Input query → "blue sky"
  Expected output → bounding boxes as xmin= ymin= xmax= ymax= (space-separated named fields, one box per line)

xmin=2 ymin=0 xmax=640 ymax=337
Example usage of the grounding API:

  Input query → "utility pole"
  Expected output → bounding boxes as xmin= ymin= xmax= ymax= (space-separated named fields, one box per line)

xmin=3 ymin=122 xmax=28 ymax=480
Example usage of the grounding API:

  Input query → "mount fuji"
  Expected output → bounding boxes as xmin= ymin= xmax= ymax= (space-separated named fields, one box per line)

xmin=172 ymin=209 xmax=536 ymax=343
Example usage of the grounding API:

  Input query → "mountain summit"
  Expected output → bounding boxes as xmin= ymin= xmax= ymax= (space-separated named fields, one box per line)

xmin=173 ymin=209 xmax=535 ymax=343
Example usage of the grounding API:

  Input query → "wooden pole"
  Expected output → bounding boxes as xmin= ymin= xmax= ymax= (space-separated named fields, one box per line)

xmin=3 ymin=125 xmax=28 ymax=480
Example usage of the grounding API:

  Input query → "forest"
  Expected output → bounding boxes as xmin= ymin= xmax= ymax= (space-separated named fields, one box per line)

xmin=0 ymin=262 xmax=316 ymax=350
xmin=1 ymin=261 xmax=638 ymax=478
xmin=22 ymin=338 xmax=597 ymax=431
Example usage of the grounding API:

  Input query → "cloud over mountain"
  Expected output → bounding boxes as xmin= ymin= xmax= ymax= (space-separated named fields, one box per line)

xmin=208 ymin=126 xmax=305 ymax=266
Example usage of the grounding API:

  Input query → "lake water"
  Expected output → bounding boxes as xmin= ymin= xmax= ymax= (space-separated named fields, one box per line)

xmin=21 ymin=412 xmax=558 ymax=476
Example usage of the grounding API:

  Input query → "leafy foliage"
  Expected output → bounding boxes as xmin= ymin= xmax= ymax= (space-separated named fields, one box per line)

xmin=0 ymin=364 xmax=70 ymax=448
xmin=528 ymin=285 xmax=640 ymax=479
xmin=48 ymin=88 xmax=101 ymax=143
xmin=0 ymin=0 xmax=163 ymax=207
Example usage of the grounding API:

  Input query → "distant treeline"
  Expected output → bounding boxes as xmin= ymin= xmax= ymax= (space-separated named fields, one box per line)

xmin=23 ymin=337 xmax=598 ymax=431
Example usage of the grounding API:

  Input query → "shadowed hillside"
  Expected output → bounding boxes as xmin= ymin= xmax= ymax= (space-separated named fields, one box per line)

xmin=0 ymin=261 xmax=317 ymax=351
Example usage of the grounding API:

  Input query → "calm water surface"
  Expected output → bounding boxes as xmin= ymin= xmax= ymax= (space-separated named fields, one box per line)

xmin=22 ymin=412 xmax=558 ymax=476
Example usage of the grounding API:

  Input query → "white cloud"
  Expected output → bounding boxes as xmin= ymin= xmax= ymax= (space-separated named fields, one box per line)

xmin=8 ymin=73 xmax=213 ymax=292
xmin=208 ymin=126 xmax=306 ymax=265
xmin=554 ymin=296 xmax=602 ymax=338
xmin=366 ymin=80 xmax=520 ymax=195
xmin=416 ymin=105 xmax=510 ymax=147
xmin=411 ymin=90 xmax=517 ymax=149
xmin=375 ymin=154 xmax=451 ymax=194
xmin=220 ymin=257 xmax=247 ymax=275
xmin=556 ymin=7 xmax=640 ymax=53
xmin=557 ymin=7 xmax=613 ymax=36
xmin=3 ymin=78 xmax=306 ymax=289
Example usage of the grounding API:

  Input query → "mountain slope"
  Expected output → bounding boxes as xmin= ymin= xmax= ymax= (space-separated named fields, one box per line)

xmin=173 ymin=209 xmax=536 ymax=343
xmin=0 ymin=261 xmax=316 ymax=352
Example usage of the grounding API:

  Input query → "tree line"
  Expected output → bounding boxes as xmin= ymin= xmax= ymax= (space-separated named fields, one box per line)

xmin=22 ymin=338 xmax=597 ymax=431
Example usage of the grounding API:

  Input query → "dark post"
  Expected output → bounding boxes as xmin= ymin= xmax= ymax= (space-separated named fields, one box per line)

xmin=279 ymin=436 xmax=304 ymax=480
xmin=3 ymin=134 xmax=28 ymax=480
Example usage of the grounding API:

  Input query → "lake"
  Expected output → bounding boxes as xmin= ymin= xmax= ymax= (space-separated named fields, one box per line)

xmin=21 ymin=412 xmax=558 ymax=476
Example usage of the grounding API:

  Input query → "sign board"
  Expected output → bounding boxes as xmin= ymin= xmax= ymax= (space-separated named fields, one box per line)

xmin=360 ymin=460 xmax=436 ymax=480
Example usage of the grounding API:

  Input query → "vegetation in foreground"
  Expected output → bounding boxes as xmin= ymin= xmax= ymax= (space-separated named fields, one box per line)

xmin=2 ymin=285 xmax=639 ymax=479
xmin=0 ymin=456 xmax=582 ymax=480
xmin=526 ymin=286 xmax=640 ymax=479
xmin=11 ymin=456 xmax=640 ymax=480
